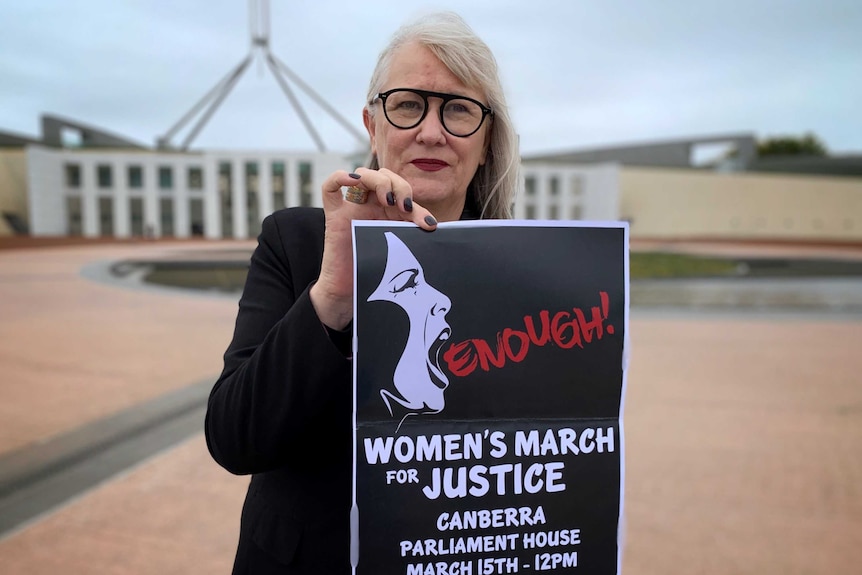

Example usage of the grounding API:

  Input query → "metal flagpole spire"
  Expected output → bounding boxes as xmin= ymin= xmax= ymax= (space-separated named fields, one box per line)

xmin=157 ymin=0 xmax=367 ymax=152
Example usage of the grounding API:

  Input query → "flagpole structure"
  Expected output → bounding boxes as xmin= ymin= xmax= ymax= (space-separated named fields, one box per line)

xmin=156 ymin=0 xmax=367 ymax=152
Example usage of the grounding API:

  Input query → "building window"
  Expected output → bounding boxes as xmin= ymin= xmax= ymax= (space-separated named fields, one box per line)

xmin=190 ymin=198 xmax=204 ymax=236
xmin=247 ymin=190 xmax=260 ymax=237
xmin=130 ymin=197 xmax=144 ymax=236
xmin=570 ymin=205 xmax=582 ymax=220
xmin=160 ymin=197 xmax=174 ymax=236
xmin=299 ymin=161 xmax=313 ymax=207
xmin=245 ymin=162 xmax=259 ymax=193
xmin=159 ymin=166 xmax=173 ymax=190
xmin=65 ymin=164 xmax=81 ymax=188
xmin=247 ymin=161 xmax=262 ymax=233
xmin=128 ymin=165 xmax=143 ymax=189
xmin=66 ymin=196 xmax=82 ymax=235
xmin=99 ymin=197 xmax=114 ymax=236
xmin=188 ymin=166 xmax=204 ymax=189
xmin=549 ymin=176 xmax=559 ymax=195
xmin=97 ymin=165 xmax=113 ymax=189
xmin=524 ymin=176 xmax=536 ymax=196
xmin=219 ymin=162 xmax=233 ymax=237
xmin=548 ymin=205 xmax=559 ymax=219
xmin=525 ymin=205 xmax=536 ymax=219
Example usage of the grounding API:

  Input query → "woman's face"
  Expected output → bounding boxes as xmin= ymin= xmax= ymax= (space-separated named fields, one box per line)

xmin=368 ymin=232 xmax=452 ymax=415
xmin=364 ymin=43 xmax=491 ymax=222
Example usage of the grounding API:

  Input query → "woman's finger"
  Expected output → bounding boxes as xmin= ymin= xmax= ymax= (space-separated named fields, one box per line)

xmin=373 ymin=168 xmax=438 ymax=230
xmin=322 ymin=170 xmax=363 ymax=209
xmin=323 ymin=168 xmax=436 ymax=230
xmin=350 ymin=167 xmax=416 ymax=219
xmin=376 ymin=168 xmax=415 ymax=214
xmin=349 ymin=167 xmax=397 ymax=208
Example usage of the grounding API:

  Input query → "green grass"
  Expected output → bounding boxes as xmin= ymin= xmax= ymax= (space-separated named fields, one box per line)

xmin=139 ymin=252 xmax=739 ymax=289
xmin=630 ymin=252 xmax=739 ymax=279
xmin=144 ymin=267 xmax=249 ymax=292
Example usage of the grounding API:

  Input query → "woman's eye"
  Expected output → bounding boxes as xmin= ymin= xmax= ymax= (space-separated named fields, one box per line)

xmin=389 ymin=269 xmax=419 ymax=293
xmin=395 ymin=100 xmax=422 ymax=111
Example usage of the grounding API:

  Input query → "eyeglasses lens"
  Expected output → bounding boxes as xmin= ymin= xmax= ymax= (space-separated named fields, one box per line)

xmin=384 ymin=90 xmax=484 ymax=136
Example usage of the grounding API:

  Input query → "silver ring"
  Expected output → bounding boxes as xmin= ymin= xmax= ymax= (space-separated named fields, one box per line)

xmin=344 ymin=186 xmax=369 ymax=204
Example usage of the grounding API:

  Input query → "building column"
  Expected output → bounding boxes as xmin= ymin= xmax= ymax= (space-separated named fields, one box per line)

xmin=231 ymin=158 xmax=248 ymax=239
xmin=80 ymin=157 xmax=99 ymax=237
xmin=312 ymin=154 xmax=345 ymax=209
xmin=203 ymin=155 xmax=221 ymax=239
xmin=175 ymin=162 xmax=190 ymax=238
xmin=558 ymin=168 xmax=572 ymax=222
xmin=259 ymin=157 xmax=274 ymax=218
xmin=286 ymin=158 xmax=300 ymax=208
xmin=113 ymin=159 xmax=130 ymax=237
xmin=536 ymin=169 xmax=549 ymax=219
xmin=143 ymin=161 xmax=159 ymax=237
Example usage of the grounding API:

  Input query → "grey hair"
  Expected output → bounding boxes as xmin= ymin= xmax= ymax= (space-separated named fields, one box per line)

xmin=365 ymin=12 xmax=519 ymax=219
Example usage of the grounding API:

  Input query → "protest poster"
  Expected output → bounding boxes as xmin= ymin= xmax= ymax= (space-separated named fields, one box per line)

xmin=351 ymin=220 xmax=629 ymax=575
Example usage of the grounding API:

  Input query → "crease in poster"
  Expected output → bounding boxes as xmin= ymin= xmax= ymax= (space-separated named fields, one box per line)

xmin=352 ymin=220 xmax=629 ymax=575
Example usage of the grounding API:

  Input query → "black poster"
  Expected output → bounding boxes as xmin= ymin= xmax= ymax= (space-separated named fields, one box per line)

xmin=352 ymin=221 xmax=629 ymax=575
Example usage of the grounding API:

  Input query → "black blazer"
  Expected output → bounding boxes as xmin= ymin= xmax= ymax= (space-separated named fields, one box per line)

xmin=206 ymin=207 xmax=353 ymax=574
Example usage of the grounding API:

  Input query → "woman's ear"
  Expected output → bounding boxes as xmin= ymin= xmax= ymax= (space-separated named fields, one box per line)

xmin=478 ymin=119 xmax=492 ymax=166
xmin=363 ymin=107 xmax=377 ymax=157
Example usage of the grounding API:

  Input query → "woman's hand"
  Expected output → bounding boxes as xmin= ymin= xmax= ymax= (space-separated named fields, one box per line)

xmin=310 ymin=167 xmax=438 ymax=330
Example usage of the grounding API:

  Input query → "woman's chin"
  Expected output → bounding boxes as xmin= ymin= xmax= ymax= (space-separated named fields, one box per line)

xmin=424 ymin=392 xmax=445 ymax=413
xmin=393 ymin=370 xmax=444 ymax=407
xmin=411 ymin=183 xmax=465 ymax=213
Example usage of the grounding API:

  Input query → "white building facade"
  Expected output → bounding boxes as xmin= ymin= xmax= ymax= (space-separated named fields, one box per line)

xmin=517 ymin=163 xmax=620 ymax=222
xmin=26 ymin=146 xmax=619 ymax=239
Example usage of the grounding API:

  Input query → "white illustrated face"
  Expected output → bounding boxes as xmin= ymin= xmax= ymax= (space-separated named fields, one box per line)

xmin=368 ymin=232 xmax=452 ymax=417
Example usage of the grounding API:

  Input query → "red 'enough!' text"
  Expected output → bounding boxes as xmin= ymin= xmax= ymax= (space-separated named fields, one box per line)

xmin=443 ymin=291 xmax=615 ymax=377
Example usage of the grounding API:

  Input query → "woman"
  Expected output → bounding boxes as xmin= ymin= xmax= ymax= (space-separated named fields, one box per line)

xmin=205 ymin=11 xmax=519 ymax=574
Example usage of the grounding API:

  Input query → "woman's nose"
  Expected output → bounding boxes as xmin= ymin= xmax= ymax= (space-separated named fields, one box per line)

xmin=431 ymin=291 xmax=451 ymax=316
xmin=416 ymin=104 xmax=447 ymax=144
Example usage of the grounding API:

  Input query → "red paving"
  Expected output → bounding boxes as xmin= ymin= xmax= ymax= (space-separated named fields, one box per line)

xmin=0 ymin=241 xmax=248 ymax=455
xmin=0 ymin=239 xmax=861 ymax=573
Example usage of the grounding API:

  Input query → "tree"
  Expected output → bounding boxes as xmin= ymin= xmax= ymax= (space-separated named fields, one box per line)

xmin=757 ymin=133 xmax=827 ymax=157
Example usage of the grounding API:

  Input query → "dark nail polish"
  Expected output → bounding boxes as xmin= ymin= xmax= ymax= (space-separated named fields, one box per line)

xmin=424 ymin=215 xmax=437 ymax=226
xmin=386 ymin=191 xmax=396 ymax=206
xmin=404 ymin=197 xmax=413 ymax=212
xmin=348 ymin=172 xmax=361 ymax=179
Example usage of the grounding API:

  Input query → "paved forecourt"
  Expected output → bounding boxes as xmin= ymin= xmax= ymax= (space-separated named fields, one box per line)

xmin=0 ymin=239 xmax=860 ymax=574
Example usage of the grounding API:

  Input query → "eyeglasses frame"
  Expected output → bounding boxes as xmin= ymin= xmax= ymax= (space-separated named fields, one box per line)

xmin=373 ymin=88 xmax=494 ymax=138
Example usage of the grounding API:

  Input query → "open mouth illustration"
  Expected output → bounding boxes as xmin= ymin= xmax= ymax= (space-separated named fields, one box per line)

xmin=427 ymin=326 xmax=451 ymax=389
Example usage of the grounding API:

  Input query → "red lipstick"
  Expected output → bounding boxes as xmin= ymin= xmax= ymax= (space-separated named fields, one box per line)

xmin=411 ymin=159 xmax=448 ymax=172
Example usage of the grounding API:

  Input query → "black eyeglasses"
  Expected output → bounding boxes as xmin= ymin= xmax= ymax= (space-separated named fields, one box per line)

xmin=374 ymin=88 xmax=493 ymax=137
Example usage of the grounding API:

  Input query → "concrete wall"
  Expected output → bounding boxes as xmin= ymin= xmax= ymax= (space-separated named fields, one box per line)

xmin=0 ymin=150 xmax=28 ymax=235
xmin=524 ymin=134 xmax=757 ymax=170
xmin=41 ymin=115 xmax=146 ymax=149
xmin=620 ymin=167 xmax=862 ymax=241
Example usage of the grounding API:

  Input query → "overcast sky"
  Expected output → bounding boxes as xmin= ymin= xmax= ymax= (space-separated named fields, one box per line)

xmin=1 ymin=0 xmax=860 ymax=156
